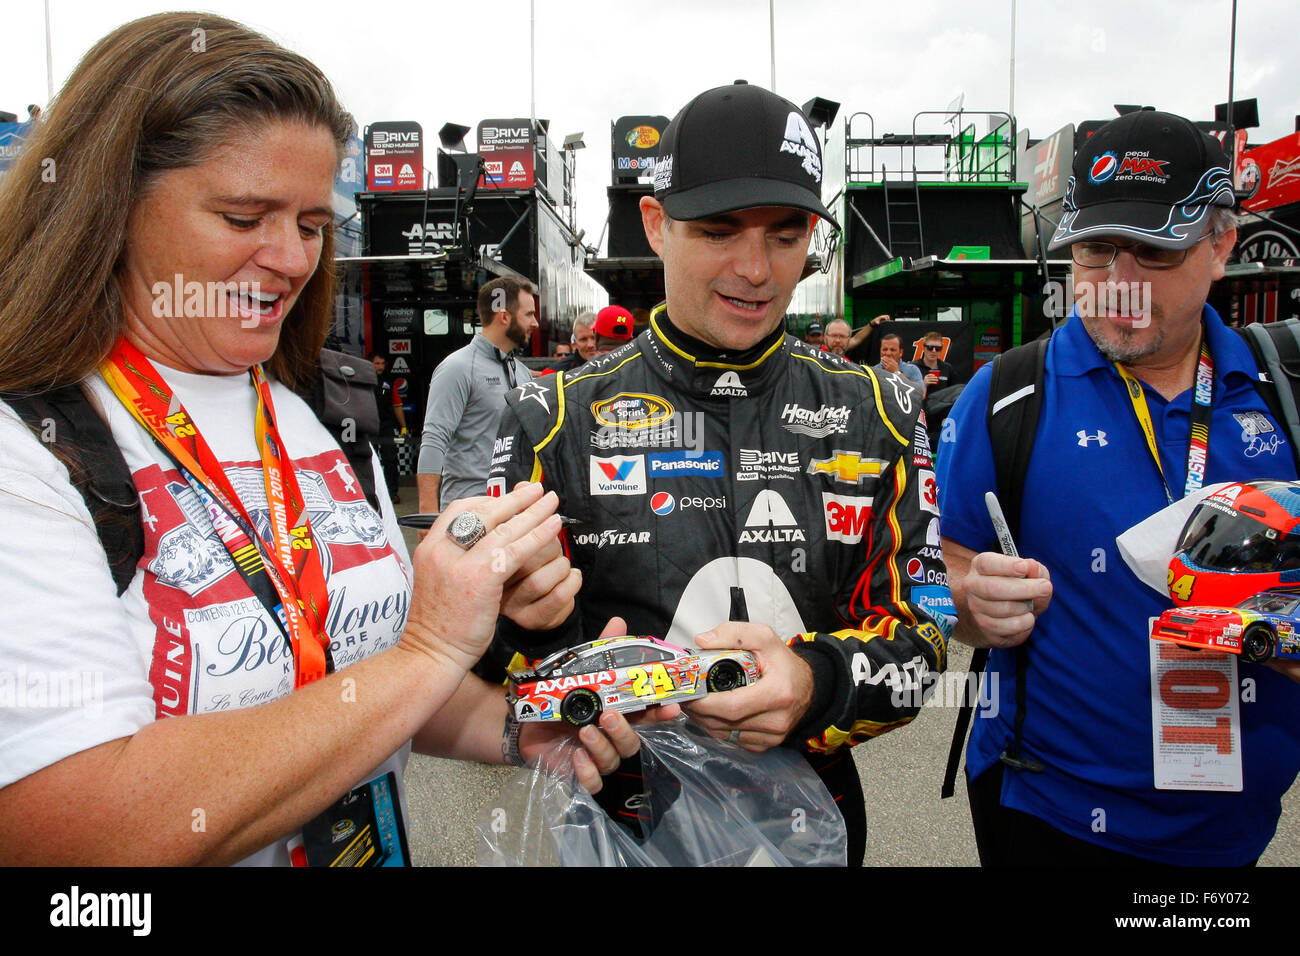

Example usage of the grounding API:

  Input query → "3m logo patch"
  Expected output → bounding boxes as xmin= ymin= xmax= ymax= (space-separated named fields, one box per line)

xmin=918 ymin=469 xmax=939 ymax=516
xmin=823 ymin=492 xmax=873 ymax=544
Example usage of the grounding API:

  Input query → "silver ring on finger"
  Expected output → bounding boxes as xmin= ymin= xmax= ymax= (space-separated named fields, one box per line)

xmin=446 ymin=511 xmax=487 ymax=550
xmin=728 ymin=729 xmax=741 ymax=745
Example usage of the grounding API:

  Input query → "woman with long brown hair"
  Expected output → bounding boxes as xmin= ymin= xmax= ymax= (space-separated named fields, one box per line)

xmin=0 ymin=12 xmax=650 ymax=865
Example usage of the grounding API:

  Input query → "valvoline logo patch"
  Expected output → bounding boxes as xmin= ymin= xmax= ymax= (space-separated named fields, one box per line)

xmin=651 ymin=492 xmax=675 ymax=515
xmin=1090 ymin=151 xmax=1118 ymax=184
xmin=598 ymin=459 xmax=636 ymax=481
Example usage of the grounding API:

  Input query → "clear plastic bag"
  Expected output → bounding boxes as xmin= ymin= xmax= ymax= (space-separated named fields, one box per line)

xmin=477 ymin=717 xmax=847 ymax=866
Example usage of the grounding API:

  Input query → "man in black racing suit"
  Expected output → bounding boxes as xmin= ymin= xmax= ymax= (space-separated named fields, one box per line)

xmin=488 ymin=82 xmax=952 ymax=865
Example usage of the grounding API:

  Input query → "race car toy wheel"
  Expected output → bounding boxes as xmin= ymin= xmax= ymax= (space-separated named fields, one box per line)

xmin=560 ymin=688 xmax=602 ymax=727
xmin=707 ymin=660 xmax=746 ymax=693
xmin=1243 ymin=625 xmax=1276 ymax=664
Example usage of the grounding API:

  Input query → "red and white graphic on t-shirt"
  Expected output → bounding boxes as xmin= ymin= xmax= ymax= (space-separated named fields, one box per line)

xmin=139 ymin=448 xmax=408 ymax=719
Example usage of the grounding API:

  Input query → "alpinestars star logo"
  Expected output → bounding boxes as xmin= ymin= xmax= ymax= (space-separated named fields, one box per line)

xmin=516 ymin=381 xmax=550 ymax=412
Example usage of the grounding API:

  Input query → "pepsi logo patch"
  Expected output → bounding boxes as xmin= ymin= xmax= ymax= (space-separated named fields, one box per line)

xmin=651 ymin=492 xmax=675 ymax=516
xmin=1089 ymin=151 xmax=1118 ymax=184
xmin=907 ymin=557 xmax=925 ymax=582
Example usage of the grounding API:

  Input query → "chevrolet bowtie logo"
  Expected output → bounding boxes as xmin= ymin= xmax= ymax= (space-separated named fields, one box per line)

xmin=807 ymin=452 xmax=887 ymax=484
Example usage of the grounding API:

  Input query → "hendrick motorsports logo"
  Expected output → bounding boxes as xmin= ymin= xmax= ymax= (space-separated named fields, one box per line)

xmin=780 ymin=403 xmax=850 ymax=438
xmin=653 ymin=154 xmax=673 ymax=191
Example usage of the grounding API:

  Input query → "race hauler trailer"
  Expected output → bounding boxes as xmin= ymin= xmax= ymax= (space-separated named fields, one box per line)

xmin=338 ymin=117 xmax=606 ymax=444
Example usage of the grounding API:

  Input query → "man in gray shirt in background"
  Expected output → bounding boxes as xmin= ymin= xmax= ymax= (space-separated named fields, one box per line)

xmin=418 ymin=276 xmax=538 ymax=510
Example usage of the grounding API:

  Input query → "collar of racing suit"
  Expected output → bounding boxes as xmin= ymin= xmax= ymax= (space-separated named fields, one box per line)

xmin=644 ymin=304 xmax=791 ymax=397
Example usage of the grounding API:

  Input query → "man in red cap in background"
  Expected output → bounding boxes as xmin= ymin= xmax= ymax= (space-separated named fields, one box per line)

xmin=592 ymin=305 xmax=635 ymax=354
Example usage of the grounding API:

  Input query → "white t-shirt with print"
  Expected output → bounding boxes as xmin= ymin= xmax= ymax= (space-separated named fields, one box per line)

xmin=0 ymin=364 xmax=413 ymax=866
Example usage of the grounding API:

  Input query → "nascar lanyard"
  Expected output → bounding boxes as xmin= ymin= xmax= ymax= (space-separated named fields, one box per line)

xmin=1114 ymin=335 xmax=1214 ymax=505
xmin=101 ymin=338 xmax=333 ymax=686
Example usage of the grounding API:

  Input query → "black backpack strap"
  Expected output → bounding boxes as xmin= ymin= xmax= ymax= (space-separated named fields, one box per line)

xmin=985 ymin=338 xmax=1049 ymax=541
xmin=2 ymin=386 xmax=143 ymax=596
xmin=1237 ymin=319 xmax=1300 ymax=470
xmin=300 ymin=350 xmax=382 ymax=512
xmin=941 ymin=337 xmax=1047 ymax=798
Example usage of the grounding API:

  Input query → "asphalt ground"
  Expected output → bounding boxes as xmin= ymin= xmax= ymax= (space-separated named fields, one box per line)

xmin=394 ymin=491 xmax=1299 ymax=868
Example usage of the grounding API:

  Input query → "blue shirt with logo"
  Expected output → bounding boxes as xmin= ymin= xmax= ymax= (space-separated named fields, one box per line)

xmin=937 ymin=305 xmax=1300 ymax=864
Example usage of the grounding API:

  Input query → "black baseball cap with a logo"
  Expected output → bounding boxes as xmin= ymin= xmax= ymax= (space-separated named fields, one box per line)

xmin=1049 ymin=109 xmax=1236 ymax=251
xmin=652 ymin=80 xmax=839 ymax=229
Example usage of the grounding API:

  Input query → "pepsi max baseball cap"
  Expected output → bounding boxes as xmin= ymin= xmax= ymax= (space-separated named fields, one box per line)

xmin=652 ymin=81 xmax=839 ymax=229
xmin=1049 ymin=110 xmax=1236 ymax=251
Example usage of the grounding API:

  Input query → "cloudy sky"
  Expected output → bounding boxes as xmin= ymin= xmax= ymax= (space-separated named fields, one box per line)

xmin=3 ymin=0 xmax=1295 ymax=250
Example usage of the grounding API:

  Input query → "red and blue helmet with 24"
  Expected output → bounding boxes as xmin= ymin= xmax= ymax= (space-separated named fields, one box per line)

xmin=1168 ymin=479 xmax=1300 ymax=607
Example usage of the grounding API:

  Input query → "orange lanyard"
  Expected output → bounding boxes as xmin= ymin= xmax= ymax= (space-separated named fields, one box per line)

xmin=101 ymin=339 xmax=332 ymax=686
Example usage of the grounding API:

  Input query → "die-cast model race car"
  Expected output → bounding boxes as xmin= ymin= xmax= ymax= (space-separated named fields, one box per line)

xmin=507 ymin=635 xmax=761 ymax=727
xmin=1151 ymin=588 xmax=1300 ymax=663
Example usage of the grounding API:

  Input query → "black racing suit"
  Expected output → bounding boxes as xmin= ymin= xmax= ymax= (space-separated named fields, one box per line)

xmin=490 ymin=309 xmax=953 ymax=863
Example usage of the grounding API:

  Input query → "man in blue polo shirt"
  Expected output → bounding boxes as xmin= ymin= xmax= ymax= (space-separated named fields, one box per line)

xmin=938 ymin=110 xmax=1300 ymax=865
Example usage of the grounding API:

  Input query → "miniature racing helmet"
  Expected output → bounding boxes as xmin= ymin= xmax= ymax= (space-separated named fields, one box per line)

xmin=1168 ymin=480 xmax=1300 ymax=607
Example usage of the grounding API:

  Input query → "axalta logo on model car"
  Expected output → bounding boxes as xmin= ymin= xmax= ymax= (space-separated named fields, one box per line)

xmin=531 ymin=671 xmax=616 ymax=694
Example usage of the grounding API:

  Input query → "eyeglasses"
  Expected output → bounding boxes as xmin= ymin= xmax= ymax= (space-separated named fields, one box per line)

xmin=1070 ymin=233 xmax=1211 ymax=270
xmin=924 ymin=344 xmax=944 ymax=351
